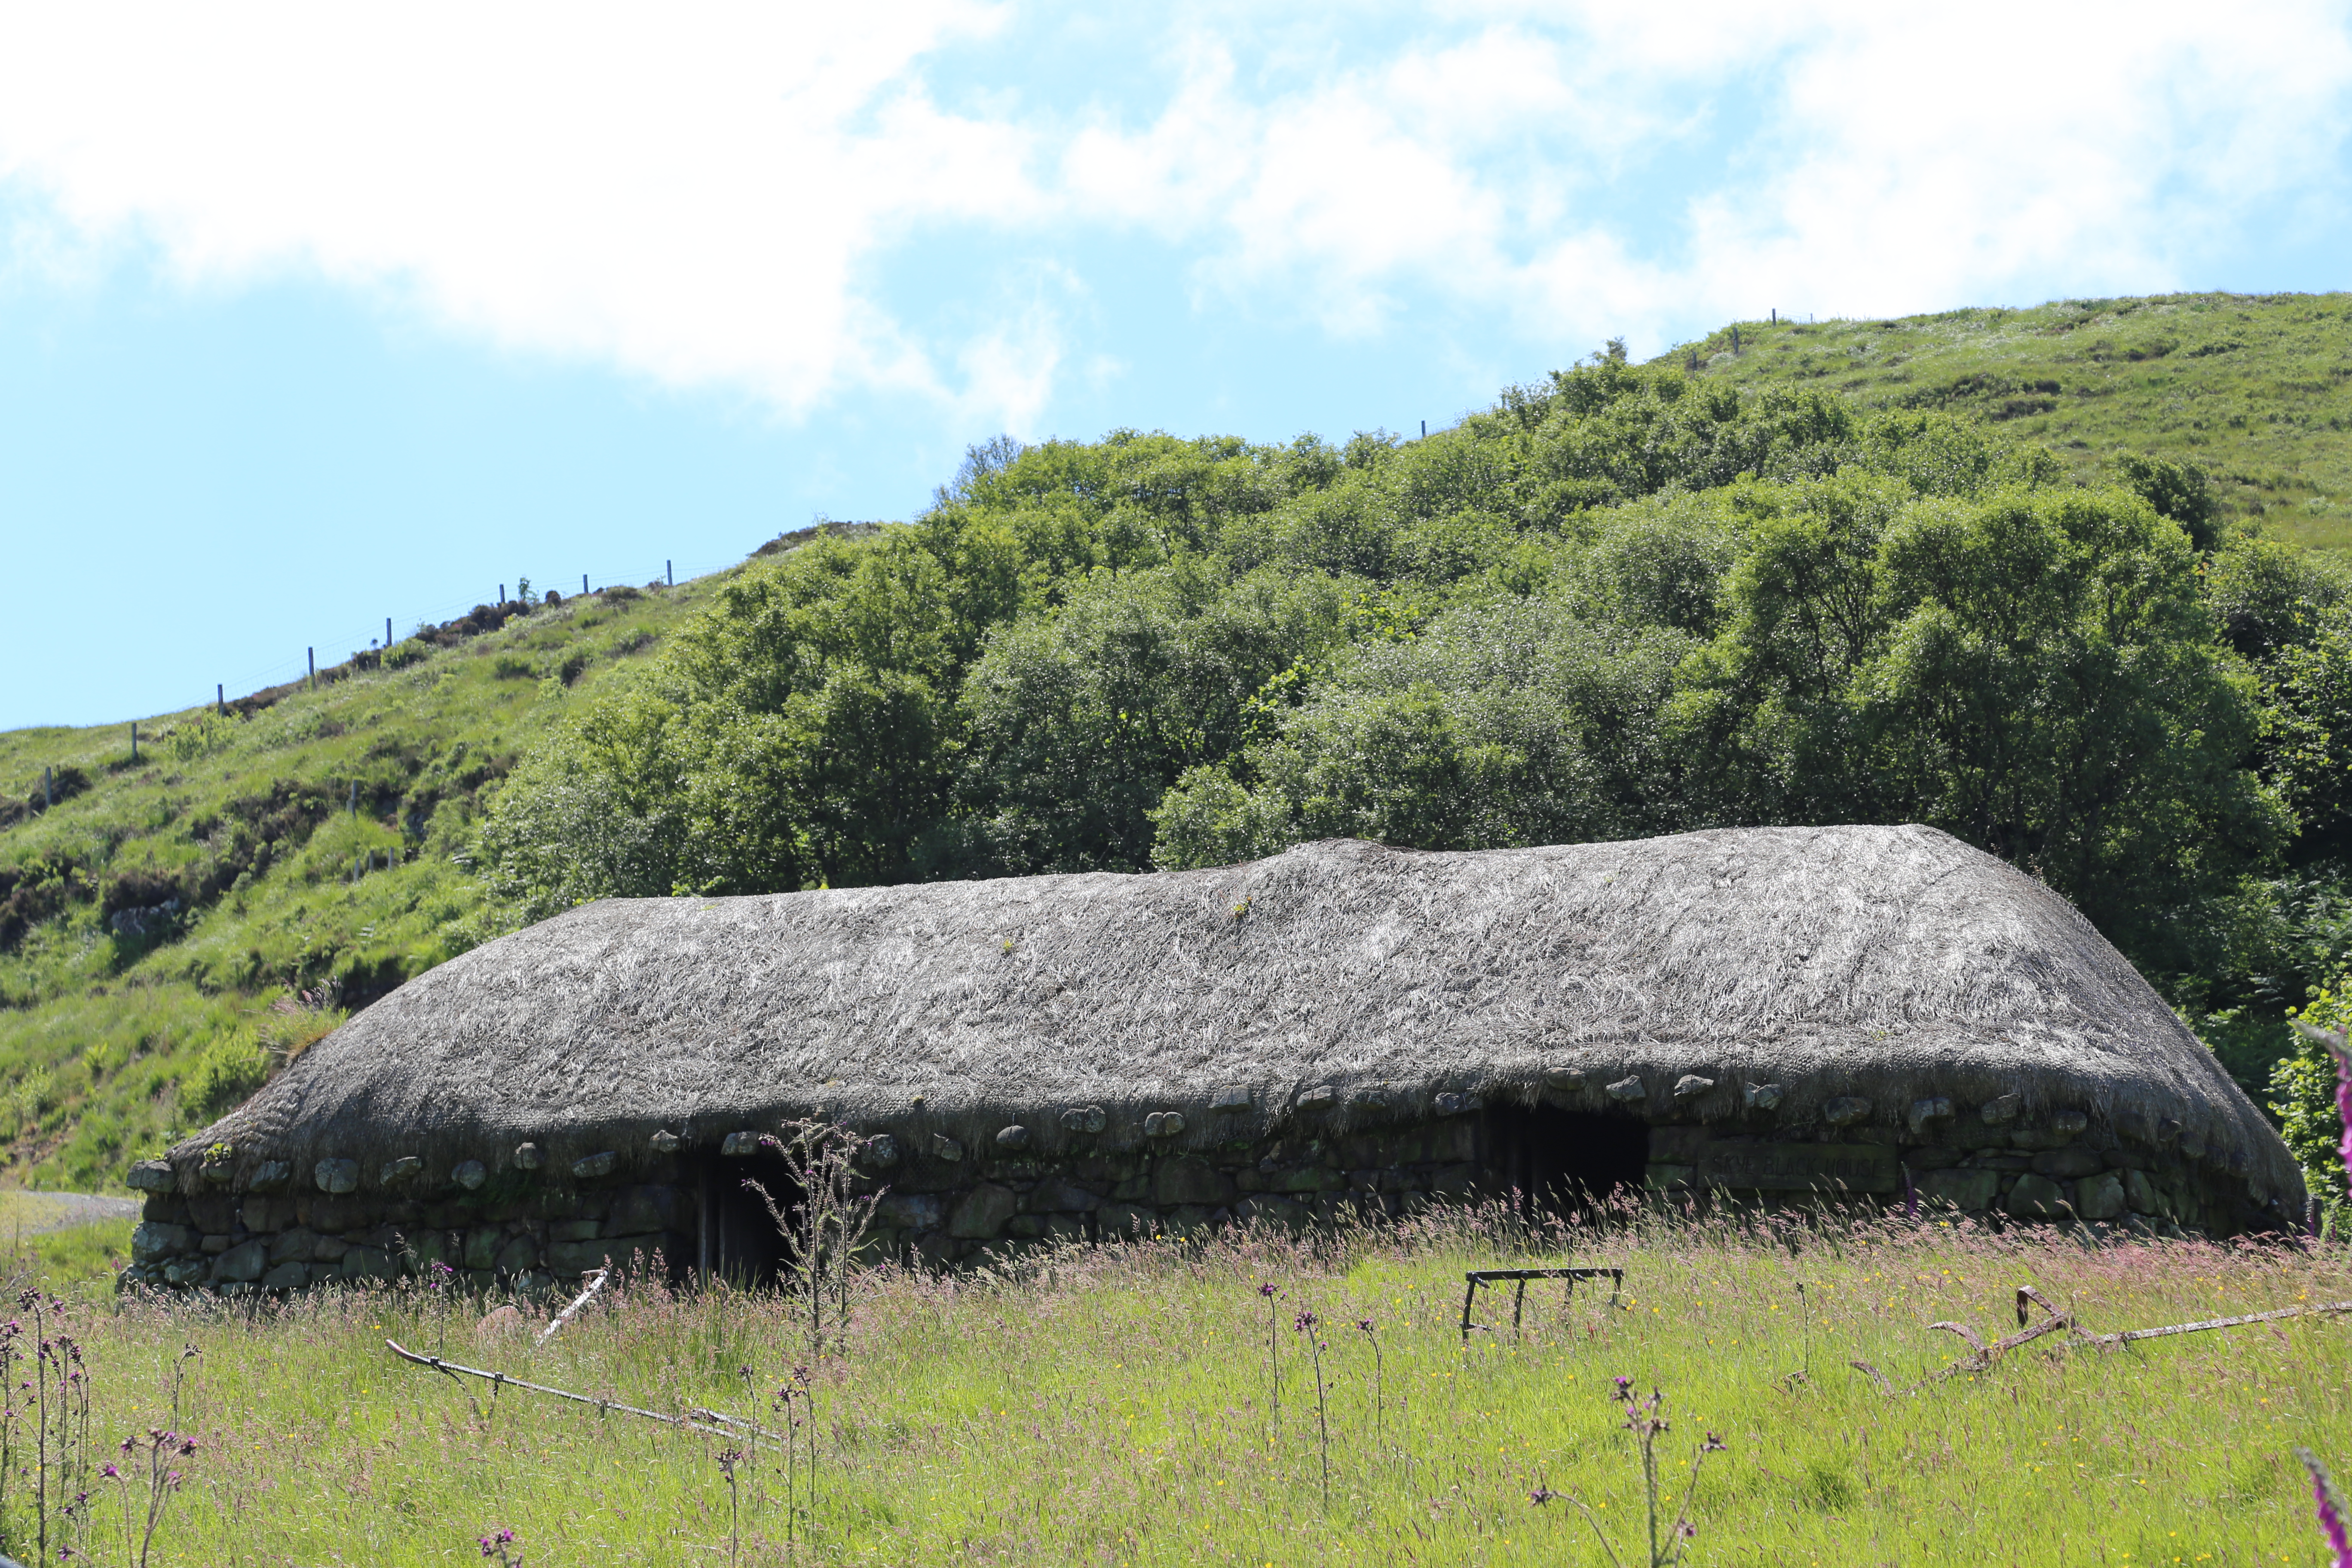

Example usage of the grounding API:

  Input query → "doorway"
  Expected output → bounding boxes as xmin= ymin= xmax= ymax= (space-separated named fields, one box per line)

xmin=692 ymin=1149 xmax=800 ymax=1286
xmin=1481 ymin=1103 xmax=1650 ymax=1213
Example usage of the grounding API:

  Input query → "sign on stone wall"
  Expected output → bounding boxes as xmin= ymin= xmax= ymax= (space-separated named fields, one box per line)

xmin=1697 ymin=1142 xmax=1901 ymax=1194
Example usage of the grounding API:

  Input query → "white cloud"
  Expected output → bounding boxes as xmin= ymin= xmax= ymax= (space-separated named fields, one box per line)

xmin=1 ymin=0 xmax=2347 ymax=424
xmin=0 ymin=1 xmax=1038 ymax=412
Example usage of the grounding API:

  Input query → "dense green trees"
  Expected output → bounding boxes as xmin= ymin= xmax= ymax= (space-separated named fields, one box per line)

xmin=478 ymin=357 xmax=2352 ymax=1169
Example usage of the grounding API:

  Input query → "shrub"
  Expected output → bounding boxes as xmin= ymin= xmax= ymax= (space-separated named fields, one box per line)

xmin=491 ymin=655 xmax=536 ymax=680
xmin=184 ymin=1032 xmax=271 ymax=1119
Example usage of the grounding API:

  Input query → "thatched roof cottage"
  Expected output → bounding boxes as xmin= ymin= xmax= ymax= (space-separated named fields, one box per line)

xmin=123 ymin=826 xmax=2303 ymax=1292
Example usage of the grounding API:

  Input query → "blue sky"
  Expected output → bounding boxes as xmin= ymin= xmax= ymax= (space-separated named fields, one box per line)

xmin=3 ymin=1 xmax=2350 ymax=729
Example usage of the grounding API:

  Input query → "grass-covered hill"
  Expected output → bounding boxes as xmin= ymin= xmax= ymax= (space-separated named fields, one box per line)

xmin=0 ymin=573 xmax=735 ymax=1188
xmin=10 ymin=291 xmax=2352 ymax=1199
xmin=1660 ymin=292 xmax=2352 ymax=549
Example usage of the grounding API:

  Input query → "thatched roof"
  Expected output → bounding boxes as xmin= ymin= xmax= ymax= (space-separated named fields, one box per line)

xmin=187 ymin=826 xmax=2303 ymax=1207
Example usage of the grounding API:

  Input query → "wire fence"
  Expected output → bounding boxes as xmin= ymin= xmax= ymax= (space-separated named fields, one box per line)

xmin=204 ymin=551 xmax=750 ymax=713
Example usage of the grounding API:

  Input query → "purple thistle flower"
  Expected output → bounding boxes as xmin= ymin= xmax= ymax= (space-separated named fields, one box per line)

xmin=98 ymin=1464 xmax=117 ymax=1481
xmin=1529 ymin=1487 xmax=1559 ymax=1506
xmin=1293 ymin=1310 xmax=1317 ymax=1333
xmin=1703 ymin=1432 xmax=1728 ymax=1453
xmin=1611 ymin=1375 xmax=1633 ymax=1400
xmin=1355 ymin=1318 xmax=1374 ymax=1334
xmin=2299 ymin=1449 xmax=2351 ymax=1568
xmin=1257 ymin=1282 xmax=1278 ymax=1298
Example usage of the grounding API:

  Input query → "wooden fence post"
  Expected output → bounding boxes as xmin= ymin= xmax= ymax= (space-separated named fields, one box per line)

xmin=308 ymin=647 xmax=316 ymax=690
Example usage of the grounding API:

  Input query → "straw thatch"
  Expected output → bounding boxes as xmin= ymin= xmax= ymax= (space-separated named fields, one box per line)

xmin=186 ymin=825 xmax=2303 ymax=1207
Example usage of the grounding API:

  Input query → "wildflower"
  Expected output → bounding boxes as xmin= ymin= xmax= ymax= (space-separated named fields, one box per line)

xmin=2297 ymin=1449 xmax=2350 ymax=1568
xmin=1611 ymin=1375 xmax=1633 ymax=1400
xmin=1293 ymin=1310 xmax=1317 ymax=1333
xmin=1257 ymin=1282 xmax=1278 ymax=1298
xmin=1355 ymin=1318 xmax=1374 ymax=1334
xmin=1529 ymin=1487 xmax=1560 ymax=1507
xmin=1703 ymin=1433 xmax=1728 ymax=1453
xmin=98 ymin=1465 xmax=118 ymax=1481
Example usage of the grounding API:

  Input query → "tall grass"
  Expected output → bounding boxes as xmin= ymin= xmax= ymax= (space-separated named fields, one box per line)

xmin=17 ymin=1202 xmax=2349 ymax=1565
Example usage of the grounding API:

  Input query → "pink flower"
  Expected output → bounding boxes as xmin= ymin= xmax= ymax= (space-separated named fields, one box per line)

xmin=2300 ymin=1448 xmax=2351 ymax=1568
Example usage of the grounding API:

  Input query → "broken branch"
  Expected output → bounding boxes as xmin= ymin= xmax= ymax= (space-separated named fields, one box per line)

xmin=385 ymin=1340 xmax=778 ymax=1447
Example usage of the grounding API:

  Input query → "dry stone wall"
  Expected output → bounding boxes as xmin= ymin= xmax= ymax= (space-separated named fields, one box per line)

xmin=116 ymin=1096 xmax=2270 ymax=1295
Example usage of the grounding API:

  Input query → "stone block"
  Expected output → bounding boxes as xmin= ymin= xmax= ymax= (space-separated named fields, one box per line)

xmin=381 ymin=1156 xmax=426 ymax=1186
xmin=1906 ymin=1146 xmax=1961 ymax=1170
xmin=2124 ymin=1168 xmax=2161 ymax=1215
xmin=493 ymin=1236 xmax=540 ymax=1274
xmin=261 ymin=1262 xmax=309 ymax=1290
xmin=2075 ymin=1172 xmax=2127 ymax=1222
xmin=1430 ymin=1163 xmax=1479 ymax=1197
xmin=549 ymin=1233 xmax=661 ymax=1274
xmin=515 ymin=1143 xmax=544 ymax=1170
xmin=549 ymin=1219 xmax=601 ymax=1243
xmin=1260 ymin=1165 xmax=1338 ymax=1196
xmin=1026 ymin=1176 xmax=1100 ymax=1213
xmin=996 ymin=1125 xmax=1032 ymax=1150
xmin=1915 ymin=1168 xmax=2000 ymax=1211
xmin=406 ymin=1230 xmax=453 ymax=1271
xmin=1698 ymin=1142 xmax=1900 ymax=1195
xmin=1233 ymin=1196 xmax=1314 ymax=1230
xmin=1143 ymin=1112 xmax=1185 ymax=1139
xmin=200 ymin=1235 xmax=232 ymax=1255
xmin=876 ymin=1194 xmax=946 ymax=1232
xmin=2005 ymin=1174 xmax=2067 ymax=1219
xmin=1153 ymin=1157 xmax=1237 ymax=1207
xmin=268 ymin=1228 xmax=318 ymax=1264
xmin=454 ymin=1161 xmax=488 ymax=1190
xmin=1006 ymin=1215 xmax=1046 ymax=1239
xmin=315 ymin=1158 xmax=359 ymax=1194
xmin=1110 ymin=1174 xmax=1150 ymax=1203
xmin=162 ymin=1259 xmax=208 ymax=1287
xmin=463 ymin=1227 xmax=502 ymax=1269
xmin=1823 ymin=1097 xmax=1872 ymax=1127
xmin=1096 ymin=1202 xmax=1156 ymax=1239
xmin=303 ymin=1195 xmax=364 ymax=1233
xmin=571 ymin=1151 xmax=619 ymax=1181
xmin=607 ymin=1185 xmax=683 ymax=1236
xmin=141 ymin=1195 xmax=191 ymax=1224
xmin=241 ymin=1196 xmax=286 ymax=1234
xmin=187 ymin=1195 xmax=239 ymax=1234
xmin=861 ymin=1134 xmax=901 ymax=1168
xmin=130 ymin=1222 xmax=193 ymax=1264
xmin=1060 ymin=1106 xmax=1108 ymax=1134
xmin=1385 ymin=1121 xmax=1478 ymax=1166
xmin=1605 ymin=1076 xmax=1647 ymax=1102
xmin=2031 ymin=1147 xmax=2102 ymax=1180
xmin=340 ymin=1245 xmax=398 ymax=1283
xmin=949 ymin=1183 xmax=1019 ymax=1240
xmin=312 ymin=1235 xmax=349 ymax=1263
xmin=127 ymin=1161 xmax=177 ymax=1194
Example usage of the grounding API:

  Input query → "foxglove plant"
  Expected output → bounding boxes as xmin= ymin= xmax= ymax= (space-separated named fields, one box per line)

xmin=2299 ymin=1449 xmax=2350 ymax=1568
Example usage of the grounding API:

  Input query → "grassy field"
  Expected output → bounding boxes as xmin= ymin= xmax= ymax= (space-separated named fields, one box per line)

xmin=0 ymin=568 xmax=738 ymax=1190
xmin=1660 ymin=292 xmax=2352 ymax=549
xmin=0 ymin=1205 xmax=2337 ymax=1566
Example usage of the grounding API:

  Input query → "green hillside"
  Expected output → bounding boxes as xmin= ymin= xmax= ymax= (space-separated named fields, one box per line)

xmin=10 ymin=292 xmax=2352 ymax=1199
xmin=1657 ymin=292 xmax=2352 ymax=549
xmin=0 ymin=572 xmax=731 ymax=1188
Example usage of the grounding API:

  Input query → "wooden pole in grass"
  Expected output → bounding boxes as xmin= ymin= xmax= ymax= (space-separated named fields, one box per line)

xmin=130 ymin=721 xmax=138 ymax=763
xmin=216 ymin=683 xmax=225 ymax=717
xmin=666 ymin=560 xmax=672 ymax=587
xmin=386 ymin=616 xmax=392 ymax=652
xmin=308 ymin=647 xmax=315 ymax=690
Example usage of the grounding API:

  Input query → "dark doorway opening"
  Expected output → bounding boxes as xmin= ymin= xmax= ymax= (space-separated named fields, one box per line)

xmin=692 ymin=1151 xmax=801 ymax=1286
xmin=1482 ymin=1104 xmax=1650 ymax=1213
